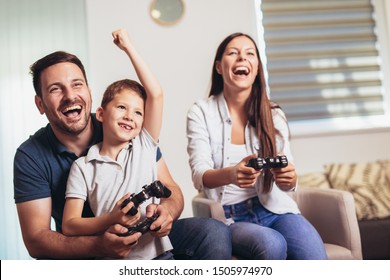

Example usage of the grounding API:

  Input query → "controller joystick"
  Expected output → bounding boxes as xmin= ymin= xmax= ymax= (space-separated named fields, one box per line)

xmin=120 ymin=180 xmax=171 ymax=216
xmin=117 ymin=214 xmax=160 ymax=237
xmin=246 ymin=155 xmax=288 ymax=171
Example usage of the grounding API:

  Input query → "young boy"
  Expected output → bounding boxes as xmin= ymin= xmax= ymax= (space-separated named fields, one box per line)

xmin=62 ymin=29 xmax=170 ymax=259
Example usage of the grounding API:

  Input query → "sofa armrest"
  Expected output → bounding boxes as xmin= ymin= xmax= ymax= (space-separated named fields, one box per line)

xmin=289 ymin=187 xmax=362 ymax=259
xmin=192 ymin=192 xmax=227 ymax=224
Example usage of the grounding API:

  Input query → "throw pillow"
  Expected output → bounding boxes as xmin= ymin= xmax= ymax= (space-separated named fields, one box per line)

xmin=298 ymin=172 xmax=331 ymax=189
xmin=380 ymin=160 xmax=390 ymax=182
xmin=325 ymin=161 xmax=390 ymax=221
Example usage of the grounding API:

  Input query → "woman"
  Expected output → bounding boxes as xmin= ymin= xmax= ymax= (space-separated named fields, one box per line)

xmin=186 ymin=32 xmax=327 ymax=260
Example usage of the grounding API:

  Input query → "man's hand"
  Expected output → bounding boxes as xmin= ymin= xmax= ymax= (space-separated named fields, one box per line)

xmin=98 ymin=224 xmax=142 ymax=259
xmin=144 ymin=204 xmax=173 ymax=238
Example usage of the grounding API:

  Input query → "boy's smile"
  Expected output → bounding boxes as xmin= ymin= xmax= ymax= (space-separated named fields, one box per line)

xmin=97 ymin=89 xmax=145 ymax=150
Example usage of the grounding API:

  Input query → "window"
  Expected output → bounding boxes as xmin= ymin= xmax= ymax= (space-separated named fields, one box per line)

xmin=260 ymin=0 xmax=390 ymax=136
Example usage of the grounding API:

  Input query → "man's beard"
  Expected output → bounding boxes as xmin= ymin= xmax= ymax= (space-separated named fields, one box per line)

xmin=52 ymin=111 xmax=90 ymax=136
xmin=42 ymin=97 xmax=91 ymax=136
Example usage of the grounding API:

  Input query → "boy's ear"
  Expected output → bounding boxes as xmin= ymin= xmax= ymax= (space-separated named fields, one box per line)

xmin=96 ymin=107 xmax=104 ymax=122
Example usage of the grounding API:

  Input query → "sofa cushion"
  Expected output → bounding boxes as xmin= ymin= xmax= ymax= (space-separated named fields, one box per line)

xmin=325 ymin=161 xmax=390 ymax=221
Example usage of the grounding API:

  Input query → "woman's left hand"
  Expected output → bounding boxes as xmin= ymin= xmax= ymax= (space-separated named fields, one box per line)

xmin=270 ymin=161 xmax=297 ymax=191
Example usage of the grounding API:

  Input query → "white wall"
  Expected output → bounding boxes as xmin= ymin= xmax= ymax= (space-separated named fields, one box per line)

xmin=85 ymin=0 xmax=260 ymax=217
xmin=291 ymin=129 xmax=390 ymax=175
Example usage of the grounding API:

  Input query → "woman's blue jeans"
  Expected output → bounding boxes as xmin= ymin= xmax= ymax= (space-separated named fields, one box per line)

xmin=223 ymin=197 xmax=328 ymax=260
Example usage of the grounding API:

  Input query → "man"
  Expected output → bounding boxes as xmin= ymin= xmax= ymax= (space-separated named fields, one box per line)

xmin=13 ymin=49 xmax=231 ymax=259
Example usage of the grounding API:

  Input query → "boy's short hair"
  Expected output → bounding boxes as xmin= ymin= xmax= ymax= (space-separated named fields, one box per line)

xmin=101 ymin=79 xmax=146 ymax=108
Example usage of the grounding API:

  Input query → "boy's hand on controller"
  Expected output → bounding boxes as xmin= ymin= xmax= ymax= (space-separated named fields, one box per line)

xmin=110 ymin=193 xmax=141 ymax=226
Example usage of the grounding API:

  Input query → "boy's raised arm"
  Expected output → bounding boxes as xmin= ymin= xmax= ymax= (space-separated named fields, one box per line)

xmin=112 ymin=28 xmax=163 ymax=142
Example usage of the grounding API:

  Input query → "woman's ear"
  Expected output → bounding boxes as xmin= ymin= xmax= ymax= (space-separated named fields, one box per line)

xmin=215 ymin=61 xmax=222 ymax=75
xmin=96 ymin=107 xmax=104 ymax=122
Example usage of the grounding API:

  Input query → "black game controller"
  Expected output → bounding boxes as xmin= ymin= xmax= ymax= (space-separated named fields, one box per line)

xmin=120 ymin=180 xmax=171 ymax=216
xmin=246 ymin=155 xmax=288 ymax=170
xmin=117 ymin=214 xmax=160 ymax=237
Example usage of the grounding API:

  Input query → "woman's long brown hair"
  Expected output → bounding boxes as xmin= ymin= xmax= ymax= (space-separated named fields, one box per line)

xmin=209 ymin=32 xmax=284 ymax=193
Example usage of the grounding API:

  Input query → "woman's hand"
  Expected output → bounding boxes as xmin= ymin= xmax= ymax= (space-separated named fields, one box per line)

xmin=270 ymin=160 xmax=297 ymax=191
xmin=231 ymin=154 xmax=262 ymax=188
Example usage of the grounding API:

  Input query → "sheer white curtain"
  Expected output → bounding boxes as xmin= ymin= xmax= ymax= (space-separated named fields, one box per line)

xmin=0 ymin=0 xmax=88 ymax=259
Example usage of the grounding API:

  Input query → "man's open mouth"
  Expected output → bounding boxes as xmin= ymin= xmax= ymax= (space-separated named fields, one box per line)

xmin=62 ymin=105 xmax=82 ymax=117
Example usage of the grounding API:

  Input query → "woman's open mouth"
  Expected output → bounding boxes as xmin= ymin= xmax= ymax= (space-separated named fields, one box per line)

xmin=233 ymin=66 xmax=250 ymax=76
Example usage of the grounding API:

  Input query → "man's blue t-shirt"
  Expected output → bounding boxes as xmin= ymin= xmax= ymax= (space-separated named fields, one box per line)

xmin=13 ymin=114 xmax=162 ymax=233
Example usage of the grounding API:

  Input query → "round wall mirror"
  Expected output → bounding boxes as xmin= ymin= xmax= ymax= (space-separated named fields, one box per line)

xmin=150 ymin=0 xmax=185 ymax=26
